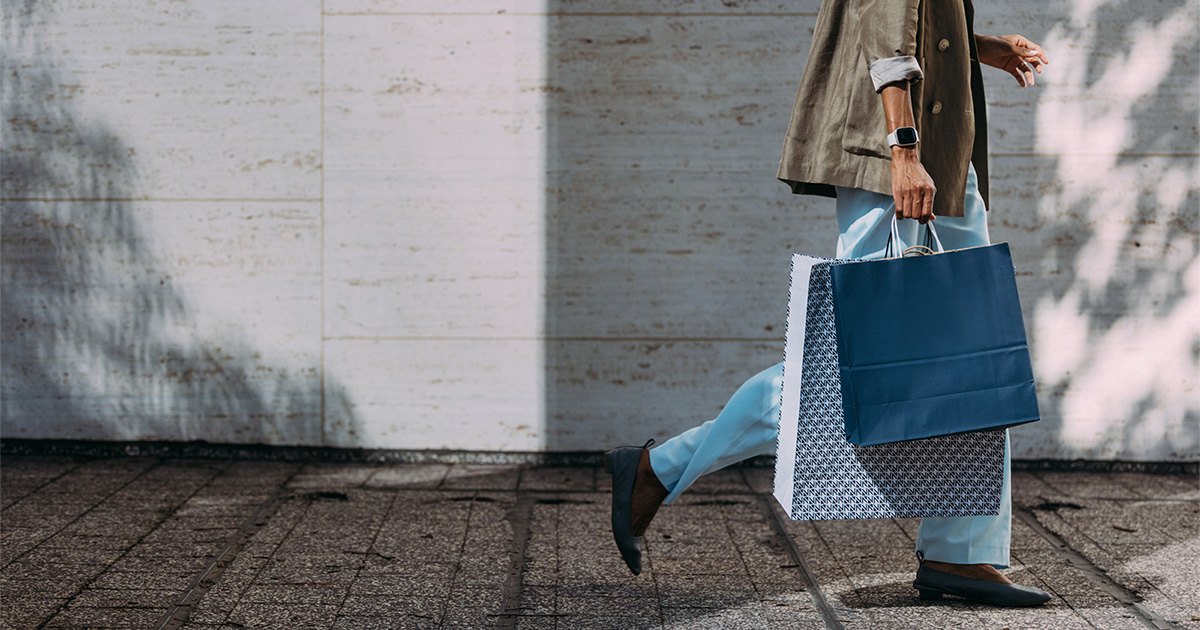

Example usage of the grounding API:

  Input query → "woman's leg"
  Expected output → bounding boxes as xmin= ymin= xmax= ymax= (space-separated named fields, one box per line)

xmin=610 ymin=362 xmax=782 ymax=574
xmin=836 ymin=163 xmax=1012 ymax=569
xmin=649 ymin=363 xmax=784 ymax=505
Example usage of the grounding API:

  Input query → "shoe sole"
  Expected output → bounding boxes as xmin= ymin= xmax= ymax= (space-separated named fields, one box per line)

xmin=915 ymin=586 xmax=1050 ymax=607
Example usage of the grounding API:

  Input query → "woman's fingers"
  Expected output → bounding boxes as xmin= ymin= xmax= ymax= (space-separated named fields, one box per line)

xmin=919 ymin=187 xmax=936 ymax=224
xmin=1008 ymin=57 xmax=1036 ymax=86
xmin=999 ymin=35 xmax=1049 ymax=87
xmin=895 ymin=184 xmax=935 ymax=222
xmin=1016 ymin=36 xmax=1050 ymax=65
xmin=891 ymin=159 xmax=936 ymax=223
xmin=1009 ymin=65 xmax=1028 ymax=87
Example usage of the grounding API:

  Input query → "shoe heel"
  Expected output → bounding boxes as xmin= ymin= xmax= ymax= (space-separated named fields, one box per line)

xmin=918 ymin=589 xmax=943 ymax=601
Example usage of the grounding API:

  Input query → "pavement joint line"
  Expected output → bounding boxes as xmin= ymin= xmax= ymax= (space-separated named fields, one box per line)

xmin=152 ymin=473 xmax=297 ymax=630
xmin=438 ymin=489 xmax=483 ymax=627
xmin=645 ymin=497 xmax=667 ymax=628
xmin=756 ymin=493 xmax=846 ymax=630
xmin=714 ymin=486 xmax=766 ymax=601
xmin=332 ymin=482 xmax=401 ymax=624
xmin=1014 ymin=507 xmax=1184 ymax=630
xmin=496 ymin=492 xmax=536 ymax=630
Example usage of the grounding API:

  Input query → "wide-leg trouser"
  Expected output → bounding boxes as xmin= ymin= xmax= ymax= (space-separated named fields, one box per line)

xmin=648 ymin=164 xmax=1012 ymax=567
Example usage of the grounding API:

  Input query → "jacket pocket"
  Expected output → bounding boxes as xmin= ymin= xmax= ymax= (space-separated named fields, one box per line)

xmin=841 ymin=48 xmax=891 ymax=159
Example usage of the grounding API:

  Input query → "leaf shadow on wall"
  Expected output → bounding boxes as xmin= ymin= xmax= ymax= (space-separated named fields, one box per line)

xmin=0 ymin=2 xmax=359 ymax=446
xmin=1001 ymin=0 xmax=1200 ymax=460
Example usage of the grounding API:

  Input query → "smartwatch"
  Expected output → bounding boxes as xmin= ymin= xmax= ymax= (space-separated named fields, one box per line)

xmin=887 ymin=126 xmax=919 ymax=147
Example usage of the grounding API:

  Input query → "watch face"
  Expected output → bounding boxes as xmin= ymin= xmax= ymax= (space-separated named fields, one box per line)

xmin=895 ymin=127 xmax=918 ymax=145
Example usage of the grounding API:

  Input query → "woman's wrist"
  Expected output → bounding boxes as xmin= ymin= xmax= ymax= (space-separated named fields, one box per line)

xmin=891 ymin=144 xmax=921 ymax=163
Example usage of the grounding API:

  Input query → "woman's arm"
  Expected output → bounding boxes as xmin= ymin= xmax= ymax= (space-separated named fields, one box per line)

xmin=881 ymin=34 xmax=1049 ymax=223
xmin=881 ymin=83 xmax=937 ymax=224
xmin=854 ymin=0 xmax=933 ymax=222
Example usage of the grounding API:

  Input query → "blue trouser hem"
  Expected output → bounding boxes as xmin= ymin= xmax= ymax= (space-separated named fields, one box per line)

xmin=916 ymin=545 xmax=1011 ymax=569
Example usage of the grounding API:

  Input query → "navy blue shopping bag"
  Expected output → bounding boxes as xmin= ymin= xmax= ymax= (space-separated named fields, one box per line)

xmin=828 ymin=222 xmax=1040 ymax=446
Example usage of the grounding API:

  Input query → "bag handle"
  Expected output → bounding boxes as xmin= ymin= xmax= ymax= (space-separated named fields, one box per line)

xmin=886 ymin=214 xmax=944 ymax=258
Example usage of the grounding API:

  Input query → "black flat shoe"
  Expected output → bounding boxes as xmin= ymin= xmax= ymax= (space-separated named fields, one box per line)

xmin=604 ymin=439 xmax=654 ymax=576
xmin=914 ymin=564 xmax=1052 ymax=606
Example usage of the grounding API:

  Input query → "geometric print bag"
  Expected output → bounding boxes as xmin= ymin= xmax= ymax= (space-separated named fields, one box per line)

xmin=773 ymin=255 xmax=1005 ymax=520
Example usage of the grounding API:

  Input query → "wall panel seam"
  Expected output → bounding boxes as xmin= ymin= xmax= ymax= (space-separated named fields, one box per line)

xmin=322 ymin=336 xmax=785 ymax=342
xmin=320 ymin=12 xmax=820 ymax=17
xmin=0 ymin=198 xmax=325 ymax=203
xmin=320 ymin=0 xmax=328 ymax=447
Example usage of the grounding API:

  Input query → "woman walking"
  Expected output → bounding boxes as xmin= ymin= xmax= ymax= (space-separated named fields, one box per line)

xmin=606 ymin=0 xmax=1053 ymax=607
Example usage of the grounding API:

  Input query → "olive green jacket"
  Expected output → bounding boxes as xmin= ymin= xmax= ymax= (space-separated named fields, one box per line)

xmin=777 ymin=0 xmax=989 ymax=218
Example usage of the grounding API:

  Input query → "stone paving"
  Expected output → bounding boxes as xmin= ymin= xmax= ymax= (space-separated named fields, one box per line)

xmin=1 ymin=456 xmax=1197 ymax=629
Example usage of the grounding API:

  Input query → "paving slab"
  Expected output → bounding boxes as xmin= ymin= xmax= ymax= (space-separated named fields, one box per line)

xmin=2 ymin=456 xmax=1197 ymax=629
xmin=440 ymin=465 xmax=523 ymax=491
xmin=365 ymin=464 xmax=452 ymax=490
xmin=0 ymin=597 xmax=68 ymax=630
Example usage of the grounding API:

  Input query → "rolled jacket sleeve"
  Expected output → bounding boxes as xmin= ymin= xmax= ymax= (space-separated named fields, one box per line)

xmin=778 ymin=0 xmax=985 ymax=219
xmin=855 ymin=0 xmax=921 ymax=90
xmin=868 ymin=55 xmax=923 ymax=92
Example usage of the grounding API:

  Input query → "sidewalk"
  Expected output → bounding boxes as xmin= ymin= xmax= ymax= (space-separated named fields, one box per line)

xmin=1 ymin=456 xmax=1197 ymax=629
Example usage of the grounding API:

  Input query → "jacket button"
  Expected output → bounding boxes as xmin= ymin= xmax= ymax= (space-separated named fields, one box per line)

xmin=938 ymin=39 xmax=950 ymax=52
xmin=931 ymin=101 xmax=943 ymax=114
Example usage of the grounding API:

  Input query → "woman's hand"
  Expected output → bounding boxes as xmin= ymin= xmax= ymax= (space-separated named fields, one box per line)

xmin=891 ymin=146 xmax=937 ymax=224
xmin=976 ymin=34 xmax=1049 ymax=87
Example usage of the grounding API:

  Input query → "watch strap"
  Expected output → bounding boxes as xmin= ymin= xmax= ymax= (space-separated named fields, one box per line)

xmin=887 ymin=126 xmax=919 ymax=147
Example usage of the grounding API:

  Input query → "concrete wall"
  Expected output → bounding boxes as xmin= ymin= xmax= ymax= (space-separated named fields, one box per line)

xmin=2 ymin=0 xmax=1196 ymax=460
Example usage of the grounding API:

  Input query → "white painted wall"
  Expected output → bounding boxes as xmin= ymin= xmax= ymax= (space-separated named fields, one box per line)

xmin=2 ymin=0 xmax=1196 ymax=460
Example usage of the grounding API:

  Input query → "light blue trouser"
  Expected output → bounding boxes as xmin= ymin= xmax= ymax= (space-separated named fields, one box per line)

xmin=649 ymin=164 xmax=1012 ymax=567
